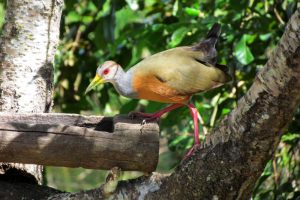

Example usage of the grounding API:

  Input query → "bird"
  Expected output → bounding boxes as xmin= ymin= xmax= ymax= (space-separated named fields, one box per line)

xmin=85 ymin=23 xmax=231 ymax=158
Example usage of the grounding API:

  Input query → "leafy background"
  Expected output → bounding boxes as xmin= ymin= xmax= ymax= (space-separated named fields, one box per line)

xmin=0 ymin=0 xmax=299 ymax=199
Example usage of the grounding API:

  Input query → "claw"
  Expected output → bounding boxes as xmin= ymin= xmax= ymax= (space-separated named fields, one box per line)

xmin=141 ymin=119 xmax=147 ymax=125
xmin=128 ymin=111 xmax=160 ymax=122
xmin=128 ymin=111 xmax=138 ymax=119
xmin=128 ymin=111 xmax=147 ymax=119
xmin=129 ymin=111 xmax=149 ymax=119
xmin=183 ymin=144 xmax=200 ymax=160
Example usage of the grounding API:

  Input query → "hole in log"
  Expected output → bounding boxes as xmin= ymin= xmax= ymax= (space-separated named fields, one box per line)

xmin=81 ymin=117 xmax=114 ymax=133
xmin=95 ymin=117 xmax=114 ymax=133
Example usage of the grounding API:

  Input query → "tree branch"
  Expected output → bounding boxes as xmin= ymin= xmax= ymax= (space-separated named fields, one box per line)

xmin=0 ymin=113 xmax=159 ymax=172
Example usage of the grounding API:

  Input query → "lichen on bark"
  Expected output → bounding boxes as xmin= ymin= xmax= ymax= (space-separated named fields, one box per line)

xmin=0 ymin=0 xmax=63 ymax=183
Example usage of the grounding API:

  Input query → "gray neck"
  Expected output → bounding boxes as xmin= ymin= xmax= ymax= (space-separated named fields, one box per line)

xmin=111 ymin=67 xmax=137 ymax=98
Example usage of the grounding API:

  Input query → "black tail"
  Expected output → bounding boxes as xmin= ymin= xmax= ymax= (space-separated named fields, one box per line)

xmin=193 ymin=23 xmax=221 ymax=50
xmin=192 ymin=23 xmax=222 ymax=64
xmin=205 ymin=23 xmax=221 ymax=47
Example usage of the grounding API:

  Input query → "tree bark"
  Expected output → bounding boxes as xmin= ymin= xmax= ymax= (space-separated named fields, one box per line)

xmin=0 ymin=114 xmax=159 ymax=172
xmin=0 ymin=180 xmax=61 ymax=200
xmin=0 ymin=0 xmax=63 ymax=183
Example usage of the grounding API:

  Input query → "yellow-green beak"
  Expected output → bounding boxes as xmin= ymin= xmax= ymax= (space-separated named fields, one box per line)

xmin=85 ymin=74 xmax=105 ymax=94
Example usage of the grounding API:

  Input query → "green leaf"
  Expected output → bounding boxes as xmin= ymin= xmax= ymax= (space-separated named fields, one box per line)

xmin=125 ymin=0 xmax=139 ymax=10
xmin=243 ymin=34 xmax=257 ymax=44
xmin=0 ymin=2 xmax=5 ymax=31
xmin=115 ymin=6 xmax=143 ymax=38
xmin=252 ymin=172 xmax=271 ymax=196
xmin=281 ymin=132 xmax=300 ymax=142
xmin=87 ymin=1 xmax=97 ymax=13
xmin=221 ymin=108 xmax=231 ymax=115
xmin=259 ymin=33 xmax=272 ymax=41
xmin=172 ymin=0 xmax=179 ymax=16
xmin=234 ymin=35 xmax=255 ymax=65
xmin=82 ymin=16 xmax=93 ymax=24
xmin=66 ymin=11 xmax=81 ymax=24
xmin=151 ymin=24 xmax=164 ymax=32
xmin=184 ymin=7 xmax=200 ymax=17
xmin=168 ymin=27 xmax=189 ymax=48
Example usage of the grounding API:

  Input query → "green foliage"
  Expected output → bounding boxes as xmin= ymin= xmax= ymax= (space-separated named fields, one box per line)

xmin=45 ymin=167 xmax=107 ymax=192
xmin=0 ymin=1 xmax=5 ymax=32
xmin=0 ymin=0 xmax=299 ymax=195
xmin=234 ymin=34 xmax=255 ymax=65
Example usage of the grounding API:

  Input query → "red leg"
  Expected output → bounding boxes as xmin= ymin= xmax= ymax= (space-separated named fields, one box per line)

xmin=184 ymin=103 xmax=200 ymax=158
xmin=130 ymin=102 xmax=201 ymax=159
xmin=187 ymin=103 xmax=200 ymax=145
xmin=129 ymin=103 xmax=184 ymax=121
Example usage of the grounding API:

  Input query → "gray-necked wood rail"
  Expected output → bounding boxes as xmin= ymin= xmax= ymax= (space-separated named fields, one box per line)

xmin=85 ymin=23 xmax=231 ymax=158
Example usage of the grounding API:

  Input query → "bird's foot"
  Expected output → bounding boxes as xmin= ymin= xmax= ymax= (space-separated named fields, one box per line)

xmin=183 ymin=144 xmax=200 ymax=160
xmin=128 ymin=111 xmax=160 ymax=122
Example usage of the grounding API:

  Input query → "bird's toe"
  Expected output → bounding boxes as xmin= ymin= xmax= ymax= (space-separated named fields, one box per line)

xmin=128 ymin=111 xmax=143 ymax=119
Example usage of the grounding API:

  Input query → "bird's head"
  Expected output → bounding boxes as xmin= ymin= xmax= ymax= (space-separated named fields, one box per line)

xmin=85 ymin=60 xmax=120 ymax=94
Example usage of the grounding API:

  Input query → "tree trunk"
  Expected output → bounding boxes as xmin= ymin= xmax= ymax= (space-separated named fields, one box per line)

xmin=0 ymin=0 xmax=63 ymax=184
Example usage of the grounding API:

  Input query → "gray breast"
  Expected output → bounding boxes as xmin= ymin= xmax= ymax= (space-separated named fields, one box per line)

xmin=112 ymin=69 xmax=138 ymax=99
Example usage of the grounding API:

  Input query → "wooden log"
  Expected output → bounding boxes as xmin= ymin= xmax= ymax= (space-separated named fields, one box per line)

xmin=0 ymin=113 xmax=159 ymax=172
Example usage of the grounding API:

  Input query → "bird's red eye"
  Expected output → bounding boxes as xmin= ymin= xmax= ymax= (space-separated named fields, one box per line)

xmin=103 ymin=68 xmax=110 ymax=75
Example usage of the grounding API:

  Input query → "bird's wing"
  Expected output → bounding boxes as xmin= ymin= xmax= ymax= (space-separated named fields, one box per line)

xmin=132 ymin=47 xmax=230 ymax=98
